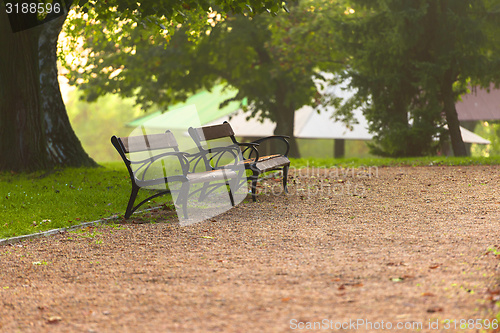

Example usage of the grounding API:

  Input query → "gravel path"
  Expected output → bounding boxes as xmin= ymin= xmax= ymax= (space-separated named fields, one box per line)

xmin=1 ymin=166 xmax=499 ymax=333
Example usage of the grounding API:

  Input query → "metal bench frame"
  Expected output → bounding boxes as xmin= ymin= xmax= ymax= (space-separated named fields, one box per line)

xmin=188 ymin=121 xmax=291 ymax=201
xmin=111 ymin=131 xmax=243 ymax=219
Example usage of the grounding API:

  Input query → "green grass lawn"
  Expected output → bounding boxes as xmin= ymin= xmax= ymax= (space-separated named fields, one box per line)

xmin=290 ymin=155 xmax=500 ymax=168
xmin=0 ymin=162 xmax=169 ymax=239
xmin=1 ymin=156 xmax=500 ymax=240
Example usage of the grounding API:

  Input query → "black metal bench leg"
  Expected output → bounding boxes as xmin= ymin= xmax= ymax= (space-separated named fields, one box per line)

xmin=283 ymin=165 xmax=289 ymax=194
xmin=176 ymin=182 xmax=190 ymax=219
xmin=250 ymin=173 xmax=259 ymax=202
xmin=198 ymin=183 xmax=209 ymax=201
xmin=125 ymin=185 xmax=140 ymax=219
xmin=227 ymin=181 xmax=235 ymax=206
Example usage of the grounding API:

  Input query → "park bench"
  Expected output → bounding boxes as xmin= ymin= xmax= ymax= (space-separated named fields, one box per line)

xmin=188 ymin=121 xmax=291 ymax=201
xmin=111 ymin=131 xmax=244 ymax=219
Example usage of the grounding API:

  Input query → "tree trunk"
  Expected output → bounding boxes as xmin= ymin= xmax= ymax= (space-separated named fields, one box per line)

xmin=0 ymin=8 xmax=97 ymax=172
xmin=0 ymin=10 xmax=47 ymax=171
xmin=334 ymin=139 xmax=345 ymax=159
xmin=38 ymin=14 xmax=97 ymax=168
xmin=273 ymin=80 xmax=300 ymax=158
xmin=274 ymin=105 xmax=299 ymax=158
xmin=441 ymin=70 xmax=467 ymax=156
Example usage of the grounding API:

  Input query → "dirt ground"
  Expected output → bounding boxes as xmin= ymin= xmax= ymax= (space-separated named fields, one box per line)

xmin=1 ymin=165 xmax=500 ymax=333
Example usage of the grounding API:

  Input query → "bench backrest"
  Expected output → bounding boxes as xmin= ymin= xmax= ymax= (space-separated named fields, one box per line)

xmin=117 ymin=131 xmax=179 ymax=154
xmin=111 ymin=131 xmax=180 ymax=181
xmin=188 ymin=121 xmax=237 ymax=147
xmin=188 ymin=122 xmax=242 ymax=171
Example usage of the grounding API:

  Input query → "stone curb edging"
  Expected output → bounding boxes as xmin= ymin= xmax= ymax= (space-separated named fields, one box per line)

xmin=0 ymin=215 xmax=120 ymax=246
xmin=0 ymin=206 xmax=163 ymax=247
xmin=0 ymin=180 xmax=267 ymax=247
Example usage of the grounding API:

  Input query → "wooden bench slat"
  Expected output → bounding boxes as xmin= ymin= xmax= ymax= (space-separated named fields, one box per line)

xmin=121 ymin=132 xmax=178 ymax=153
xmin=242 ymin=154 xmax=281 ymax=164
xmin=253 ymin=156 xmax=290 ymax=172
xmin=193 ymin=123 xmax=235 ymax=141
xmin=187 ymin=169 xmax=238 ymax=184
xmin=240 ymin=155 xmax=289 ymax=171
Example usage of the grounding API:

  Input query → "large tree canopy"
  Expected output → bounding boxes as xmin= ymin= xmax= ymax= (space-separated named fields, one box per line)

xmin=0 ymin=0 xmax=284 ymax=172
xmin=337 ymin=0 xmax=500 ymax=157
xmin=61 ymin=0 xmax=347 ymax=158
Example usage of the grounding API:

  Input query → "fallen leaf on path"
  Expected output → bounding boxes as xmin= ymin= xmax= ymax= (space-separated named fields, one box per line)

xmin=387 ymin=262 xmax=405 ymax=266
xmin=426 ymin=307 xmax=443 ymax=313
xmin=421 ymin=292 xmax=436 ymax=297
xmin=485 ymin=289 xmax=500 ymax=302
xmin=47 ymin=316 xmax=62 ymax=324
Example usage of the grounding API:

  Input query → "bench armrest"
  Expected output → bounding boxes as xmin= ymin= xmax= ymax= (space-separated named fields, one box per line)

xmin=237 ymin=142 xmax=260 ymax=162
xmin=249 ymin=136 xmax=290 ymax=157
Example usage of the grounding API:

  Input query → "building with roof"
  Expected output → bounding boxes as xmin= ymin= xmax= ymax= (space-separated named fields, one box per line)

xmin=456 ymin=84 xmax=500 ymax=121
xmin=128 ymin=84 xmax=492 ymax=157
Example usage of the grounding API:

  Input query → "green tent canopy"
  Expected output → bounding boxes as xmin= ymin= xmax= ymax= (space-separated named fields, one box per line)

xmin=126 ymin=85 xmax=244 ymax=129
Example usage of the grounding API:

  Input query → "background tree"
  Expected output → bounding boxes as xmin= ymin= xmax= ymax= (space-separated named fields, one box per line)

xmin=337 ymin=0 xmax=500 ymax=157
xmin=62 ymin=0 xmax=347 ymax=158
xmin=471 ymin=121 xmax=500 ymax=157
xmin=0 ymin=0 xmax=283 ymax=172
